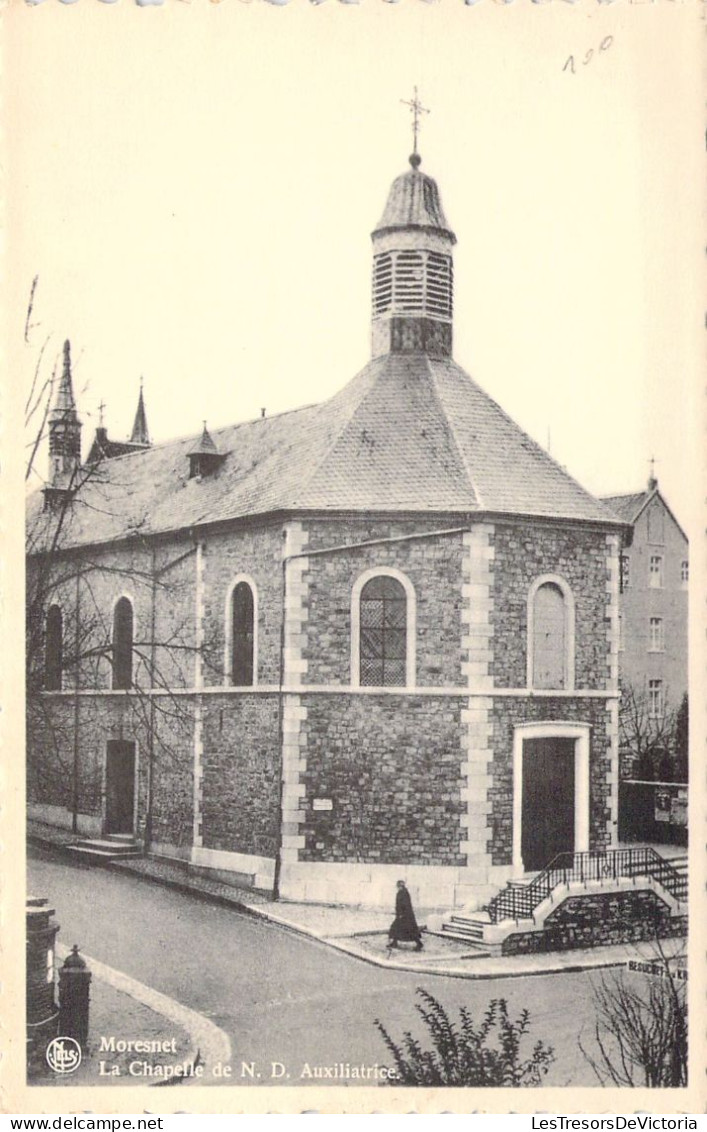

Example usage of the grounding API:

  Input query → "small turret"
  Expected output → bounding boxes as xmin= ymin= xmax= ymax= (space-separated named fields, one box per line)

xmin=130 ymin=383 xmax=150 ymax=447
xmin=188 ymin=423 xmax=225 ymax=479
xmin=44 ymin=340 xmax=82 ymax=509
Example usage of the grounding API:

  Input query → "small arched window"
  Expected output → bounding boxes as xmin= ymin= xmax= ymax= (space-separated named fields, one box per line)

xmin=45 ymin=605 xmax=63 ymax=691
xmin=112 ymin=597 xmax=134 ymax=690
xmin=529 ymin=577 xmax=574 ymax=690
xmin=231 ymin=581 xmax=255 ymax=686
xmin=358 ymin=574 xmax=409 ymax=687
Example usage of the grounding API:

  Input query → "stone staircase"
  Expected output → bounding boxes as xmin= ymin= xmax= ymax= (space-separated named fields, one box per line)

xmin=436 ymin=909 xmax=494 ymax=952
xmin=67 ymin=833 xmax=143 ymax=865
xmin=436 ymin=850 xmax=689 ymax=954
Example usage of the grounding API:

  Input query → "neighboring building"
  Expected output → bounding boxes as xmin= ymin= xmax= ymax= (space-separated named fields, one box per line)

xmin=601 ymin=478 xmax=688 ymax=718
xmin=26 ymin=147 xmax=627 ymax=911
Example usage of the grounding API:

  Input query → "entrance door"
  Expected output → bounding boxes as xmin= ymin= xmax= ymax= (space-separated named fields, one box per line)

xmin=105 ymin=741 xmax=136 ymax=834
xmin=521 ymin=737 xmax=575 ymax=871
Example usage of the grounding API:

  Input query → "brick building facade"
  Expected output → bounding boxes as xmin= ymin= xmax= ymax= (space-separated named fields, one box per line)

xmin=27 ymin=151 xmax=626 ymax=910
xmin=602 ymin=482 xmax=688 ymax=717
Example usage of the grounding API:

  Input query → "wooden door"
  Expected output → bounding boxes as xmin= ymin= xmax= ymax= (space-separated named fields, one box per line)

xmin=521 ymin=737 xmax=575 ymax=871
xmin=105 ymin=741 xmax=136 ymax=834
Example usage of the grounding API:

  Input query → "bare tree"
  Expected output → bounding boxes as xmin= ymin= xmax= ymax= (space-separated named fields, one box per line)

xmin=579 ymin=935 xmax=687 ymax=1087
xmin=25 ymin=283 xmax=201 ymax=847
xmin=619 ymin=682 xmax=680 ymax=782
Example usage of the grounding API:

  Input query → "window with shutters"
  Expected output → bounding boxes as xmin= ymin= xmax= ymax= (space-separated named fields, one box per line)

xmin=352 ymin=570 xmax=415 ymax=688
xmin=45 ymin=605 xmax=63 ymax=691
xmin=112 ymin=597 xmax=134 ymax=690
xmin=528 ymin=576 xmax=575 ymax=691
xmin=230 ymin=580 xmax=255 ymax=687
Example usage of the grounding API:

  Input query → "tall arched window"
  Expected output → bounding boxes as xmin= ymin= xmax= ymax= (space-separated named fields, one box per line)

xmin=352 ymin=570 xmax=415 ymax=688
xmin=230 ymin=581 xmax=255 ymax=686
xmin=528 ymin=576 xmax=575 ymax=691
xmin=112 ymin=597 xmax=134 ymax=690
xmin=45 ymin=605 xmax=63 ymax=691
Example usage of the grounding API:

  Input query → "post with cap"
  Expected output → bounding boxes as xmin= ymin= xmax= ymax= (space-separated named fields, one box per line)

xmin=58 ymin=945 xmax=92 ymax=1049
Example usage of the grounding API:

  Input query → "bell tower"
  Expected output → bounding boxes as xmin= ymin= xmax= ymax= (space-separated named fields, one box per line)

xmin=44 ymin=340 xmax=82 ymax=508
xmin=371 ymin=93 xmax=456 ymax=359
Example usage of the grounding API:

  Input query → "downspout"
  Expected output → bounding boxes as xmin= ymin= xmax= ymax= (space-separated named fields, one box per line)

xmin=71 ymin=566 xmax=81 ymax=834
xmin=272 ymin=549 xmax=288 ymax=902
xmin=144 ymin=542 xmax=157 ymax=852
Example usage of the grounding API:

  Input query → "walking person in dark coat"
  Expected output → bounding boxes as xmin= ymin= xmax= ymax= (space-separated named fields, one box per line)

xmin=388 ymin=880 xmax=423 ymax=951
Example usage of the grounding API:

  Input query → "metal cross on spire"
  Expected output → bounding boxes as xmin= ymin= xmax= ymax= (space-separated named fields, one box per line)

xmin=648 ymin=455 xmax=659 ymax=488
xmin=401 ymin=87 xmax=430 ymax=159
xmin=98 ymin=399 xmax=106 ymax=427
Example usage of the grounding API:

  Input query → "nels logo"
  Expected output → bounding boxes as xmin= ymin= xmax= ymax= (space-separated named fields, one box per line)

xmin=46 ymin=1036 xmax=82 ymax=1075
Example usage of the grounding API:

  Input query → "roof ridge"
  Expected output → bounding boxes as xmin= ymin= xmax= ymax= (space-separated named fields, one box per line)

xmin=423 ymin=354 xmax=483 ymax=507
xmin=288 ymin=357 xmax=388 ymax=507
xmin=80 ymin=401 xmax=321 ymax=468
xmin=447 ymin=357 xmax=613 ymax=515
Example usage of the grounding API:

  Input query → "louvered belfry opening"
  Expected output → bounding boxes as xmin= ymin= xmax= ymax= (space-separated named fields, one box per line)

xmin=372 ymin=250 xmax=452 ymax=319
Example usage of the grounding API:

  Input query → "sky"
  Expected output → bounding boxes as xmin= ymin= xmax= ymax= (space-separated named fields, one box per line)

xmin=7 ymin=0 xmax=703 ymax=530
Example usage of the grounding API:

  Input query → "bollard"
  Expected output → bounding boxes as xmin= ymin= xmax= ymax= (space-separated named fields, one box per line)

xmin=26 ymin=896 xmax=60 ymax=1070
xmin=58 ymin=945 xmax=92 ymax=1049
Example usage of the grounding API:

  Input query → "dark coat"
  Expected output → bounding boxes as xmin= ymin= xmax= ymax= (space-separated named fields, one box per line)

xmin=389 ymin=885 xmax=421 ymax=943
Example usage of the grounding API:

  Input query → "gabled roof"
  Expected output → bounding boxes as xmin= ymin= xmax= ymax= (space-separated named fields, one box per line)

xmin=600 ymin=487 xmax=688 ymax=542
xmin=600 ymin=492 xmax=648 ymax=524
xmin=28 ymin=352 xmax=621 ymax=552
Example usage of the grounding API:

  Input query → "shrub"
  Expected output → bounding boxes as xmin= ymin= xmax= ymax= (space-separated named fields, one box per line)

xmin=374 ymin=989 xmax=554 ymax=1086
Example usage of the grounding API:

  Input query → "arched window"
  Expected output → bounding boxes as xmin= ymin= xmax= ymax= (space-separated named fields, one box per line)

xmin=112 ymin=597 xmax=134 ymax=690
xmin=352 ymin=570 xmax=415 ymax=688
xmin=528 ymin=576 xmax=575 ymax=691
xmin=45 ymin=605 xmax=63 ymax=691
xmin=230 ymin=581 xmax=255 ymax=686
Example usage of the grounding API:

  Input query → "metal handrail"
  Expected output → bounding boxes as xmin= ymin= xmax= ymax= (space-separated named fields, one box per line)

xmin=486 ymin=846 xmax=687 ymax=924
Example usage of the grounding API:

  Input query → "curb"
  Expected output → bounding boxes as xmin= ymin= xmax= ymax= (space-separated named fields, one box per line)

xmin=34 ymin=833 xmax=678 ymax=983
xmin=56 ymin=943 xmax=232 ymax=1086
xmin=229 ymin=907 xmax=631 ymax=981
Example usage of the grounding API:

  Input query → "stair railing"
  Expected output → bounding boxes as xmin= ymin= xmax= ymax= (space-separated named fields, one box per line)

xmin=486 ymin=846 xmax=687 ymax=924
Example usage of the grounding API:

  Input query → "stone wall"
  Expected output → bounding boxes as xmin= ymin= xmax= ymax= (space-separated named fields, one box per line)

xmin=201 ymin=524 xmax=284 ymax=687
xmin=199 ymin=694 xmax=280 ymax=858
xmin=299 ymin=693 xmax=466 ymax=865
xmin=303 ymin=518 xmax=465 ymax=687
xmin=502 ymin=889 xmax=687 ymax=954
xmin=488 ymin=697 xmax=612 ymax=865
xmin=27 ymin=691 xmax=195 ymax=851
xmin=491 ymin=522 xmax=611 ymax=690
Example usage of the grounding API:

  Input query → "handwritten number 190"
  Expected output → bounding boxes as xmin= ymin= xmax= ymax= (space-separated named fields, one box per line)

xmin=564 ymin=37 xmax=613 ymax=75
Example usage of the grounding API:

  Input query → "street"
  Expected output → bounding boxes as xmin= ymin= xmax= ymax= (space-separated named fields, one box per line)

xmin=28 ymin=848 xmax=604 ymax=1088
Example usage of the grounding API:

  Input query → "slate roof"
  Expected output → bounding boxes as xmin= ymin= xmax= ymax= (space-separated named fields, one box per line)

xmin=600 ymin=492 xmax=649 ymax=524
xmin=601 ymin=488 xmax=688 ymax=542
xmin=373 ymin=164 xmax=455 ymax=242
xmin=28 ymin=352 xmax=621 ymax=552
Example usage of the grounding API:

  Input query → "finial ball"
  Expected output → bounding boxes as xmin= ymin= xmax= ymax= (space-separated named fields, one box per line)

xmin=409 ymin=153 xmax=422 ymax=169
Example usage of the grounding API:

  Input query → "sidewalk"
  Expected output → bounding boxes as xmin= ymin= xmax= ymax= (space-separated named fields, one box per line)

xmin=28 ymin=820 xmax=687 ymax=981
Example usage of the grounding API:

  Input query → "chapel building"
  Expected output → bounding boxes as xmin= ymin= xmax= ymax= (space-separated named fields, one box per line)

xmin=27 ymin=149 xmax=626 ymax=910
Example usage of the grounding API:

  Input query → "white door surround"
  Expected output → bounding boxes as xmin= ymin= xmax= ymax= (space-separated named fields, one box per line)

xmin=512 ymin=721 xmax=590 ymax=875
